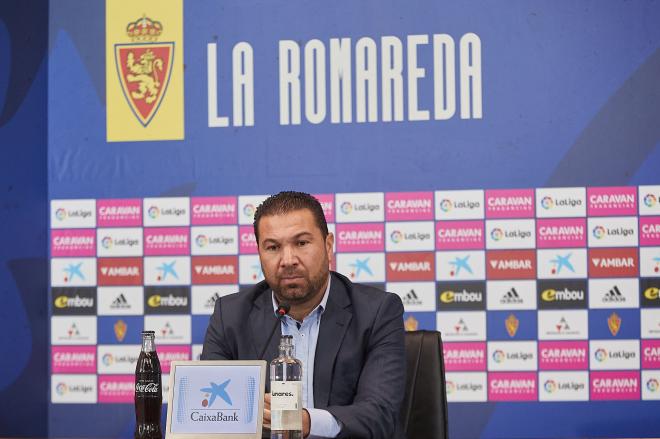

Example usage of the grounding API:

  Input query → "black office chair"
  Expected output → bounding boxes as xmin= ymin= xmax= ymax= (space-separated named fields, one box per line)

xmin=400 ymin=330 xmax=449 ymax=439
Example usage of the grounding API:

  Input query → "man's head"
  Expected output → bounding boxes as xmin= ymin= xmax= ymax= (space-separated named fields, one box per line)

xmin=253 ymin=191 xmax=328 ymax=243
xmin=253 ymin=192 xmax=333 ymax=307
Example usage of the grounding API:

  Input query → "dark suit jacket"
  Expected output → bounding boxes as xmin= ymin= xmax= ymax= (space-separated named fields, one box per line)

xmin=201 ymin=271 xmax=406 ymax=439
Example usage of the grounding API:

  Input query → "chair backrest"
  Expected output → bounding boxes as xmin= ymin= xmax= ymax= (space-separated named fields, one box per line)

xmin=400 ymin=330 xmax=448 ymax=439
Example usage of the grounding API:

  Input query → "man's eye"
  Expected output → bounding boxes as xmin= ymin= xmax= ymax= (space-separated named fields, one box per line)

xmin=297 ymin=241 xmax=309 ymax=247
xmin=266 ymin=245 xmax=279 ymax=251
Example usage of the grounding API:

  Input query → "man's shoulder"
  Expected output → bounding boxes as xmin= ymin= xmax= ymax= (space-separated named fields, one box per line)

xmin=217 ymin=280 xmax=270 ymax=310
xmin=331 ymin=272 xmax=401 ymax=308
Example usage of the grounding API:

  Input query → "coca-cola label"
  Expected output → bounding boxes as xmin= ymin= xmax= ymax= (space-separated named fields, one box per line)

xmin=135 ymin=380 xmax=161 ymax=396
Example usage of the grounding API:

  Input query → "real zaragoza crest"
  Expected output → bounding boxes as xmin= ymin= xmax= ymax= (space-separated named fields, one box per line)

xmin=115 ymin=15 xmax=174 ymax=127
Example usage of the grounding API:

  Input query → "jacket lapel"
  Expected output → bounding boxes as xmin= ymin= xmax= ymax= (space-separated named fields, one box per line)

xmin=314 ymin=273 xmax=353 ymax=407
xmin=248 ymin=282 xmax=281 ymax=365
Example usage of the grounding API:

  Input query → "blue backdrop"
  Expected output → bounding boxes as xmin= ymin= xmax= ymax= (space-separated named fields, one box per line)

xmin=2 ymin=0 xmax=660 ymax=437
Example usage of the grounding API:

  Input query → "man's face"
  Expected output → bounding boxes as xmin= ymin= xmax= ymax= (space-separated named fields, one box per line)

xmin=257 ymin=209 xmax=333 ymax=304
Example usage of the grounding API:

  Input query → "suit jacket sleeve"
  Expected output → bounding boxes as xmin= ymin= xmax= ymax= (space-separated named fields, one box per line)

xmin=325 ymin=292 xmax=406 ymax=439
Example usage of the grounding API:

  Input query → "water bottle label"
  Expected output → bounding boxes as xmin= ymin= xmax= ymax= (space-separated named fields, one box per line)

xmin=270 ymin=381 xmax=301 ymax=411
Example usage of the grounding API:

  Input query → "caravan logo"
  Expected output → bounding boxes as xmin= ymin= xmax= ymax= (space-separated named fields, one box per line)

xmin=536 ymin=218 xmax=586 ymax=248
xmin=191 ymin=197 xmax=237 ymax=225
xmin=97 ymin=199 xmax=142 ymax=227
xmin=385 ymin=192 xmax=433 ymax=220
xmin=435 ymin=220 xmax=484 ymax=250
xmin=485 ymin=189 xmax=534 ymax=218
xmin=538 ymin=341 xmax=588 ymax=370
xmin=587 ymin=187 xmax=636 ymax=216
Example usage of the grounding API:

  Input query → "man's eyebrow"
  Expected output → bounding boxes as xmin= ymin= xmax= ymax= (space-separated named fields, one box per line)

xmin=293 ymin=232 xmax=314 ymax=239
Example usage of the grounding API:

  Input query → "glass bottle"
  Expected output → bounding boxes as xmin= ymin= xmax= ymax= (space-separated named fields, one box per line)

xmin=270 ymin=335 xmax=303 ymax=439
xmin=134 ymin=330 xmax=162 ymax=439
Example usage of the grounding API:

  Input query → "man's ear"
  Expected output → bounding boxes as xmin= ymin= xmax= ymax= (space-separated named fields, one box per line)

xmin=325 ymin=232 xmax=334 ymax=260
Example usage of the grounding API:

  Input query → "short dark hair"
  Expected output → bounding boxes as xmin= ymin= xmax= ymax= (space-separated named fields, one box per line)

xmin=253 ymin=191 xmax=329 ymax=243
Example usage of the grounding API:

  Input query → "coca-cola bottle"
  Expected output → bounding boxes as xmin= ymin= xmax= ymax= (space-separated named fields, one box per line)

xmin=135 ymin=330 xmax=162 ymax=439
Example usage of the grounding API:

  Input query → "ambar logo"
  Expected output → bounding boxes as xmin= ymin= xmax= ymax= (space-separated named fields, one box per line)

xmin=537 ymin=280 xmax=587 ymax=309
xmin=98 ymin=258 xmax=143 ymax=286
xmin=386 ymin=252 xmax=434 ymax=281
xmin=589 ymin=248 xmax=638 ymax=278
xmin=192 ymin=256 xmax=238 ymax=284
xmin=486 ymin=250 xmax=536 ymax=280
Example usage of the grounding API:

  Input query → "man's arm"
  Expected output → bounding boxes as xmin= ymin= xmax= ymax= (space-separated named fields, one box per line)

xmin=200 ymin=296 xmax=234 ymax=360
xmin=325 ymin=293 xmax=405 ymax=439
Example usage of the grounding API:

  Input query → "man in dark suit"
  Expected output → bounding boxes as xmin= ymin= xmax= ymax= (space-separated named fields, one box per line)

xmin=202 ymin=191 xmax=405 ymax=439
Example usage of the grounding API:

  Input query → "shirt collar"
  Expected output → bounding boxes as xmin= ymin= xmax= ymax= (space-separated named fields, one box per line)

xmin=271 ymin=275 xmax=332 ymax=320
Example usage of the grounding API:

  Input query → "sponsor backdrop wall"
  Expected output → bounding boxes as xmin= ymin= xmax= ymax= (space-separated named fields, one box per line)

xmin=37 ymin=0 xmax=660 ymax=438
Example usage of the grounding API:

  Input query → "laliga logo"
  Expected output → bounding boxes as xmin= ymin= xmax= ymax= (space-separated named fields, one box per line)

xmin=445 ymin=381 xmax=456 ymax=394
xmin=544 ymin=380 xmax=557 ymax=393
xmin=592 ymin=226 xmax=606 ymax=239
xmin=101 ymin=236 xmax=113 ymax=249
xmin=340 ymin=202 xmax=353 ymax=214
xmin=647 ymin=378 xmax=660 ymax=392
xmin=56 ymin=383 xmax=68 ymax=395
xmin=390 ymin=230 xmax=403 ymax=243
xmin=644 ymin=194 xmax=657 ymax=208
xmin=148 ymin=206 xmax=160 ymax=219
xmin=490 ymin=228 xmax=504 ymax=241
xmin=103 ymin=353 xmax=114 ymax=366
xmin=595 ymin=348 xmax=608 ymax=362
xmin=196 ymin=234 xmax=208 ymax=247
xmin=492 ymin=350 xmax=505 ymax=363
xmin=200 ymin=379 xmax=232 ymax=407
xmin=55 ymin=208 xmax=67 ymax=221
xmin=440 ymin=199 xmax=453 ymax=212
xmin=243 ymin=203 xmax=255 ymax=218
xmin=540 ymin=196 xmax=554 ymax=210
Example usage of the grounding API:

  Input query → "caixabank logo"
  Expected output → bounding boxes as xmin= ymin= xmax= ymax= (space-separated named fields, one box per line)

xmin=106 ymin=1 xmax=184 ymax=141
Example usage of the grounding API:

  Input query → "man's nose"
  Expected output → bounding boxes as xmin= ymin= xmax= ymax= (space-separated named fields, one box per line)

xmin=280 ymin=245 xmax=298 ymax=266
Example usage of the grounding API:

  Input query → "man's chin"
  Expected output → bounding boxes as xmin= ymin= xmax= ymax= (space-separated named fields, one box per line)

xmin=274 ymin=286 xmax=310 ymax=303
